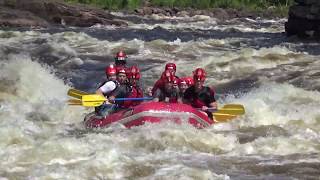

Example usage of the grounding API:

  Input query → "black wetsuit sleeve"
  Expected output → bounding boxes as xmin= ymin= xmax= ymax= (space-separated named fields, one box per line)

xmin=183 ymin=86 xmax=194 ymax=103
xmin=207 ymin=87 xmax=216 ymax=103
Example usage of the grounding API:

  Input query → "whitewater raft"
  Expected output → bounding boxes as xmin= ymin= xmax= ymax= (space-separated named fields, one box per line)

xmin=84 ymin=101 xmax=214 ymax=129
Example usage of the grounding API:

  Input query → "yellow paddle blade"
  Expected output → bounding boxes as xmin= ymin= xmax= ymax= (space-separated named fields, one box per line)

xmin=68 ymin=99 xmax=82 ymax=105
xmin=216 ymin=105 xmax=245 ymax=115
xmin=82 ymin=101 xmax=105 ymax=107
xmin=82 ymin=94 xmax=106 ymax=102
xmin=213 ymin=104 xmax=245 ymax=123
xmin=81 ymin=94 xmax=108 ymax=107
xmin=213 ymin=113 xmax=238 ymax=123
xmin=67 ymin=88 xmax=89 ymax=99
xmin=68 ymin=98 xmax=105 ymax=107
xmin=222 ymin=104 xmax=245 ymax=112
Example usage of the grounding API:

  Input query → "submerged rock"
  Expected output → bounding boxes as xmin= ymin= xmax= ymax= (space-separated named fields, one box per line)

xmin=0 ymin=0 xmax=127 ymax=27
xmin=285 ymin=0 xmax=320 ymax=39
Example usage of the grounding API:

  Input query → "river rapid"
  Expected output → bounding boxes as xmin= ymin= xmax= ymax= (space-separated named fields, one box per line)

xmin=0 ymin=13 xmax=320 ymax=179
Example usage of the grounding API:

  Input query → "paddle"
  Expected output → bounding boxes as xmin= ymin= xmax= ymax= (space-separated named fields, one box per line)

xmin=195 ymin=104 xmax=244 ymax=123
xmin=68 ymin=99 xmax=82 ymax=105
xmin=67 ymin=88 xmax=89 ymax=99
xmin=67 ymin=88 xmax=245 ymax=122
xmin=213 ymin=113 xmax=238 ymax=123
xmin=197 ymin=105 xmax=244 ymax=115
xmin=70 ymin=94 xmax=153 ymax=107
xmin=212 ymin=104 xmax=244 ymax=122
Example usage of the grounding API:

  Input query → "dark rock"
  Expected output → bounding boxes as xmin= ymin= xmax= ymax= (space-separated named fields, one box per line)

xmin=0 ymin=0 xmax=127 ymax=27
xmin=295 ymin=0 xmax=320 ymax=5
xmin=176 ymin=10 xmax=189 ymax=17
xmin=0 ymin=6 xmax=49 ymax=27
xmin=286 ymin=1 xmax=320 ymax=39
xmin=143 ymin=7 xmax=153 ymax=15
xmin=211 ymin=8 xmax=230 ymax=20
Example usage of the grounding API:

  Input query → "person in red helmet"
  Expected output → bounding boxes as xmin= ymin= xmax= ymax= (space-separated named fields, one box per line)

xmin=122 ymin=66 xmax=144 ymax=107
xmin=105 ymin=64 xmax=117 ymax=81
xmin=108 ymin=67 xmax=133 ymax=109
xmin=153 ymin=70 xmax=180 ymax=103
xmin=178 ymin=78 xmax=187 ymax=91
xmin=165 ymin=63 xmax=176 ymax=73
xmin=185 ymin=77 xmax=194 ymax=86
xmin=95 ymin=67 xmax=131 ymax=117
xmin=114 ymin=50 xmax=127 ymax=68
xmin=178 ymin=77 xmax=194 ymax=95
xmin=95 ymin=64 xmax=119 ymax=117
xmin=151 ymin=62 xmax=179 ymax=96
xmin=127 ymin=66 xmax=141 ymax=87
xmin=96 ymin=64 xmax=118 ymax=98
xmin=183 ymin=68 xmax=217 ymax=120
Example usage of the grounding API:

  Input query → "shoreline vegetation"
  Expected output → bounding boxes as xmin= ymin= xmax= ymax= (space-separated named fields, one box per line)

xmin=64 ymin=0 xmax=295 ymax=17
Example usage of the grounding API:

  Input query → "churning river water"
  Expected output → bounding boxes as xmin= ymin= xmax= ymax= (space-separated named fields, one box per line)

xmin=0 ymin=13 xmax=319 ymax=179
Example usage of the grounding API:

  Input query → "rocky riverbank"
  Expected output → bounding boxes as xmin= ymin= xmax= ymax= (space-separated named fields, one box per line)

xmin=285 ymin=0 xmax=320 ymax=39
xmin=0 ymin=0 xmax=288 ymax=28
xmin=0 ymin=0 xmax=127 ymax=27
xmin=132 ymin=6 xmax=279 ymax=20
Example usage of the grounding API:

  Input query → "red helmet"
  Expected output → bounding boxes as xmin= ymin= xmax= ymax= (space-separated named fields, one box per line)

xmin=179 ymin=78 xmax=187 ymax=85
xmin=161 ymin=70 xmax=173 ymax=80
xmin=115 ymin=51 xmax=127 ymax=65
xmin=105 ymin=64 xmax=117 ymax=76
xmin=116 ymin=67 xmax=127 ymax=75
xmin=193 ymin=68 xmax=206 ymax=81
xmin=185 ymin=77 xmax=194 ymax=86
xmin=179 ymin=77 xmax=194 ymax=86
xmin=127 ymin=65 xmax=141 ymax=80
xmin=162 ymin=70 xmax=175 ymax=83
xmin=165 ymin=63 xmax=176 ymax=71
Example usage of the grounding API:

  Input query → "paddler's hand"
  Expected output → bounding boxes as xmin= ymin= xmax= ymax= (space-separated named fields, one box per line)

xmin=147 ymin=87 xmax=153 ymax=96
xmin=202 ymin=102 xmax=218 ymax=112
xmin=108 ymin=96 xmax=115 ymax=103
xmin=201 ymin=106 xmax=209 ymax=111
xmin=210 ymin=102 xmax=218 ymax=110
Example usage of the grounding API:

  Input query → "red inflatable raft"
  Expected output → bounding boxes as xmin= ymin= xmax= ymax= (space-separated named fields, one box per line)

xmin=84 ymin=101 xmax=214 ymax=129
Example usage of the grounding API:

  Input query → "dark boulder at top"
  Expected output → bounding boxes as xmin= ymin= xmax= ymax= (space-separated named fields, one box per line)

xmin=285 ymin=0 xmax=320 ymax=39
xmin=0 ymin=0 xmax=127 ymax=27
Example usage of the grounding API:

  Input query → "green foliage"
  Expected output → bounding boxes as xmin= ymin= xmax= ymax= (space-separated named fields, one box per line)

xmin=149 ymin=0 xmax=294 ymax=9
xmin=64 ymin=0 xmax=294 ymax=13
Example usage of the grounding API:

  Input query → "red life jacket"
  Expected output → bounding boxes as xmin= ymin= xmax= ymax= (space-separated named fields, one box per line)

xmin=169 ymin=96 xmax=178 ymax=103
xmin=133 ymin=87 xmax=144 ymax=106
xmin=122 ymin=86 xmax=144 ymax=108
xmin=152 ymin=79 xmax=165 ymax=96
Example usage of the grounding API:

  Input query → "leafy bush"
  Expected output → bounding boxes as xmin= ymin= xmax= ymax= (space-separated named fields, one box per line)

xmin=64 ymin=0 xmax=294 ymax=11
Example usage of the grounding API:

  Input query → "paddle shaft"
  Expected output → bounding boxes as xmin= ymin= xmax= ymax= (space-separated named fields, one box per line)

xmin=196 ymin=107 xmax=217 ymax=112
xmin=114 ymin=97 xmax=153 ymax=101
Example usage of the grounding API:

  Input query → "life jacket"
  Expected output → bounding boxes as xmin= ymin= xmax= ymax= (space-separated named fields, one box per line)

xmin=152 ymin=75 xmax=179 ymax=96
xmin=98 ymin=80 xmax=118 ymax=97
xmin=133 ymin=85 xmax=144 ymax=106
xmin=154 ymin=88 xmax=179 ymax=103
xmin=184 ymin=86 xmax=215 ymax=119
xmin=113 ymin=82 xmax=132 ymax=108
xmin=122 ymin=84 xmax=144 ymax=108
xmin=168 ymin=96 xmax=178 ymax=103
xmin=184 ymin=86 xmax=215 ymax=108
xmin=151 ymin=79 xmax=165 ymax=96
